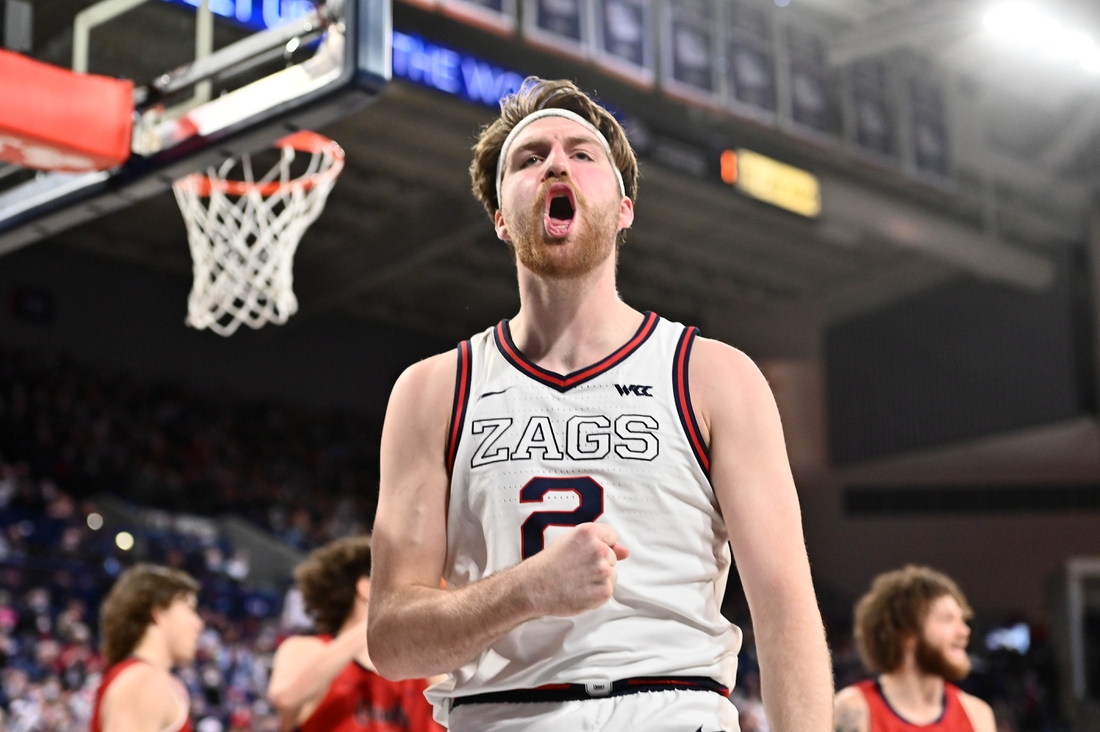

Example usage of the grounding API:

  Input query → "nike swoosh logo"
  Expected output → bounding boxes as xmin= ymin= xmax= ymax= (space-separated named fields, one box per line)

xmin=478 ymin=388 xmax=511 ymax=400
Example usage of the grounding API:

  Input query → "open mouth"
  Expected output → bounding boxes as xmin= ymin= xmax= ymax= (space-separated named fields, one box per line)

xmin=549 ymin=196 xmax=574 ymax=220
xmin=543 ymin=184 xmax=577 ymax=238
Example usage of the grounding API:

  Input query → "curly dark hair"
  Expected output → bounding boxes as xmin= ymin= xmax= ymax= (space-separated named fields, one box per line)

xmin=470 ymin=77 xmax=640 ymax=245
xmin=99 ymin=564 xmax=199 ymax=669
xmin=294 ymin=535 xmax=372 ymax=635
xmin=854 ymin=565 xmax=973 ymax=674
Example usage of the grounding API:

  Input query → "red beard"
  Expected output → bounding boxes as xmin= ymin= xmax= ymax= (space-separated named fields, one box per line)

xmin=915 ymin=634 xmax=971 ymax=681
xmin=505 ymin=179 xmax=619 ymax=280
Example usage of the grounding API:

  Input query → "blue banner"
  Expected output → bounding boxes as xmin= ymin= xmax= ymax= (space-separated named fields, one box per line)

xmin=392 ymin=31 xmax=525 ymax=107
xmin=163 ymin=0 xmax=313 ymax=32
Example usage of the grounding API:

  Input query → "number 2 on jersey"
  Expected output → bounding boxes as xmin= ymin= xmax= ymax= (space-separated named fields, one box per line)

xmin=519 ymin=476 xmax=605 ymax=559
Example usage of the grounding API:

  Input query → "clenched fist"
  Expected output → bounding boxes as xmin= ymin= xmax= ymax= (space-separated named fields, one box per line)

xmin=519 ymin=523 xmax=630 ymax=617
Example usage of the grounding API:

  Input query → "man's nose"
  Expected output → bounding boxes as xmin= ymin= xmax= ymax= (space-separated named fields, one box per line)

xmin=543 ymin=144 xmax=570 ymax=179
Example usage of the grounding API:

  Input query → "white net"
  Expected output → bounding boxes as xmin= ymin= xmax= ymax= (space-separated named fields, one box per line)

xmin=173 ymin=131 xmax=344 ymax=336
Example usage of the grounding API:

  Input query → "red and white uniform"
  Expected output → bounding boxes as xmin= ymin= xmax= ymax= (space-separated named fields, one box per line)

xmin=856 ymin=679 xmax=976 ymax=732
xmin=428 ymin=313 xmax=741 ymax=723
xmin=298 ymin=637 xmax=443 ymax=732
xmin=90 ymin=657 xmax=191 ymax=732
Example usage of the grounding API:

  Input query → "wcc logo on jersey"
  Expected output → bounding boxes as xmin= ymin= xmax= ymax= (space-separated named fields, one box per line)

xmin=615 ymin=384 xmax=653 ymax=397
xmin=469 ymin=414 xmax=660 ymax=467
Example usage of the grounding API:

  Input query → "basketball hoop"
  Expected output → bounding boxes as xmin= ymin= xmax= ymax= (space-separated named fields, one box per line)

xmin=173 ymin=130 xmax=344 ymax=336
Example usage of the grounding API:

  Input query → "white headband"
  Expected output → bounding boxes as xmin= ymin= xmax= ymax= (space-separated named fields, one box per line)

xmin=494 ymin=108 xmax=626 ymax=208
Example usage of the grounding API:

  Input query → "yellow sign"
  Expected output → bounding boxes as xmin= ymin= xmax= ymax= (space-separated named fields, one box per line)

xmin=725 ymin=148 xmax=821 ymax=218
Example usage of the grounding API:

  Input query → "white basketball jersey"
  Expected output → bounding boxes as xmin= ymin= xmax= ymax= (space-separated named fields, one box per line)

xmin=426 ymin=312 xmax=742 ymax=717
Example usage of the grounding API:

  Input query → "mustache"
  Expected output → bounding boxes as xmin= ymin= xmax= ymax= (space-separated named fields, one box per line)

xmin=530 ymin=178 xmax=586 ymax=216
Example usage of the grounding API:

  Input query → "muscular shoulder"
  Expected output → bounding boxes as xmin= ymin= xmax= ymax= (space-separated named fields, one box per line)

xmin=390 ymin=351 xmax=458 ymax=410
xmin=381 ymin=349 xmax=460 ymax=486
xmin=384 ymin=351 xmax=458 ymax=435
xmin=690 ymin=337 xmax=770 ymax=401
xmin=687 ymin=337 xmax=777 ymax=439
xmin=101 ymin=663 xmax=178 ymax=730
xmin=957 ymin=690 xmax=996 ymax=732
xmin=834 ymin=685 xmax=871 ymax=732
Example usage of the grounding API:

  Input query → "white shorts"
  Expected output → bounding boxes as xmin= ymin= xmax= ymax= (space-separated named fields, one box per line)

xmin=446 ymin=689 xmax=740 ymax=732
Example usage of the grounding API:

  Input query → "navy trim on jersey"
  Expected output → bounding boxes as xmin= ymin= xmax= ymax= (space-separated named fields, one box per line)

xmin=874 ymin=678 xmax=948 ymax=726
xmin=493 ymin=311 xmax=660 ymax=393
xmin=673 ymin=326 xmax=710 ymax=477
xmin=447 ymin=340 xmax=473 ymax=476
xmin=449 ymin=676 xmax=729 ymax=707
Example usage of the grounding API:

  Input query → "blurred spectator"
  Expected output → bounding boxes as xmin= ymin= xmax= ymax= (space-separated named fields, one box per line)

xmin=733 ymin=668 xmax=770 ymax=732
xmin=0 ymin=346 xmax=379 ymax=550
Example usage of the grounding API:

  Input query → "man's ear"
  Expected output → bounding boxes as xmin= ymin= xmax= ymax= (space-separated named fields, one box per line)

xmin=150 ymin=605 xmax=166 ymax=627
xmin=617 ymin=195 xmax=634 ymax=231
xmin=494 ymin=210 xmax=511 ymax=242
xmin=356 ymin=576 xmax=371 ymax=602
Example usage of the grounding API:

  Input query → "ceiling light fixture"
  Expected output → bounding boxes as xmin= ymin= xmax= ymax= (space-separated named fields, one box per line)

xmin=983 ymin=2 xmax=1100 ymax=74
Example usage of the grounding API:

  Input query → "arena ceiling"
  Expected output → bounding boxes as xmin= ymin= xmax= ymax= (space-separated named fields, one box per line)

xmin=12 ymin=0 xmax=1100 ymax=356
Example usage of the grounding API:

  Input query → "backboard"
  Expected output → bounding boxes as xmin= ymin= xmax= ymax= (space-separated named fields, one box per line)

xmin=0 ymin=0 xmax=390 ymax=253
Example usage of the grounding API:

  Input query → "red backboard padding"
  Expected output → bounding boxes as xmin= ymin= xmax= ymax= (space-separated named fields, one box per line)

xmin=0 ymin=49 xmax=134 ymax=172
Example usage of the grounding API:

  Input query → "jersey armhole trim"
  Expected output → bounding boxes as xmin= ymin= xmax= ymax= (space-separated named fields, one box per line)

xmin=446 ymin=340 xmax=473 ymax=476
xmin=673 ymin=326 xmax=710 ymax=477
xmin=163 ymin=677 xmax=190 ymax=732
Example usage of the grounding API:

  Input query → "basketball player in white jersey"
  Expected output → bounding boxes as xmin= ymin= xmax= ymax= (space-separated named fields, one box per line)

xmin=368 ymin=77 xmax=833 ymax=731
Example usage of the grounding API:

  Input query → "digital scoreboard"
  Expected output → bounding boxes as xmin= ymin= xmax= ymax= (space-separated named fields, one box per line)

xmin=720 ymin=148 xmax=820 ymax=218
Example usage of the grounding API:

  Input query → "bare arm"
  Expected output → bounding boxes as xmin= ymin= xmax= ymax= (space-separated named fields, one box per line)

xmin=959 ymin=692 xmax=996 ymax=732
xmin=267 ymin=624 xmax=366 ymax=729
xmin=100 ymin=665 xmax=179 ymax=732
xmin=834 ymin=687 xmax=871 ymax=732
xmin=368 ymin=353 xmax=628 ymax=680
xmin=692 ymin=338 xmax=833 ymax=732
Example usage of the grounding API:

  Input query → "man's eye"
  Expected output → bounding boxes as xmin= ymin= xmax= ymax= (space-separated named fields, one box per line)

xmin=575 ymin=151 xmax=593 ymax=161
xmin=522 ymin=155 xmax=541 ymax=167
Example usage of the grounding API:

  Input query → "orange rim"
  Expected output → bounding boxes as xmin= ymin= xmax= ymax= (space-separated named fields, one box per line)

xmin=179 ymin=131 xmax=344 ymax=198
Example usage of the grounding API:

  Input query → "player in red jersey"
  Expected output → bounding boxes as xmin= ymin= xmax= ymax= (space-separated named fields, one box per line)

xmin=90 ymin=564 xmax=203 ymax=732
xmin=267 ymin=536 xmax=442 ymax=732
xmin=834 ymin=566 xmax=996 ymax=732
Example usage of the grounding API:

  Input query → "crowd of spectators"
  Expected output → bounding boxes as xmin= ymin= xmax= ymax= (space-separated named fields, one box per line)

xmin=0 ymin=344 xmax=1071 ymax=732
xmin=0 ymin=463 xmax=291 ymax=732
xmin=0 ymin=346 xmax=380 ymax=551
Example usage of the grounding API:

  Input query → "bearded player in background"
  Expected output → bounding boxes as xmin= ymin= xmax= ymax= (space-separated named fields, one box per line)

xmin=91 ymin=564 xmax=203 ymax=732
xmin=834 ymin=565 xmax=996 ymax=732
xmin=368 ymin=76 xmax=832 ymax=731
